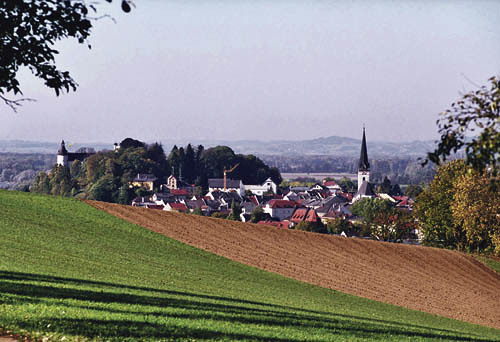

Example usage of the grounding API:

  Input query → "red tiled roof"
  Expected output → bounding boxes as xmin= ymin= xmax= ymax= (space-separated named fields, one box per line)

xmin=168 ymin=203 xmax=187 ymax=211
xmin=305 ymin=209 xmax=319 ymax=223
xmin=290 ymin=208 xmax=308 ymax=223
xmin=268 ymin=199 xmax=297 ymax=209
xmin=323 ymin=180 xmax=338 ymax=187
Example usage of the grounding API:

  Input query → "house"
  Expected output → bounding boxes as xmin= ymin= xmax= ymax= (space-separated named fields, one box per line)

xmin=165 ymin=175 xmax=194 ymax=191
xmin=163 ymin=202 xmax=188 ymax=213
xmin=323 ymin=180 xmax=342 ymax=193
xmin=131 ymin=196 xmax=155 ymax=207
xmin=244 ymin=177 xmax=278 ymax=195
xmin=208 ymin=178 xmax=245 ymax=196
xmin=290 ymin=208 xmax=320 ymax=225
xmin=129 ymin=173 xmax=158 ymax=191
xmin=263 ymin=199 xmax=298 ymax=221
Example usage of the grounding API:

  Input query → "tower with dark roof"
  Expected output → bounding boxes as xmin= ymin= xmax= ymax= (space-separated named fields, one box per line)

xmin=357 ymin=127 xmax=370 ymax=191
xmin=57 ymin=140 xmax=69 ymax=167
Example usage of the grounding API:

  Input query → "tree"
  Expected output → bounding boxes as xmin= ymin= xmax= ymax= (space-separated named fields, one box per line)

xmin=1 ymin=1 xmax=133 ymax=111
xmin=414 ymin=160 xmax=467 ymax=249
xmin=427 ymin=76 xmax=500 ymax=176
xmin=351 ymin=198 xmax=393 ymax=223
xmin=250 ymin=206 xmax=266 ymax=223
xmin=405 ymin=184 xmax=423 ymax=199
xmin=326 ymin=217 xmax=351 ymax=235
xmin=227 ymin=200 xmax=242 ymax=221
xmin=295 ymin=221 xmax=326 ymax=234
xmin=450 ymin=170 xmax=500 ymax=253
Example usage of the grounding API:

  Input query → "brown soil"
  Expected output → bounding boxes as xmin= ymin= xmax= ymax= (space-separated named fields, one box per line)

xmin=88 ymin=201 xmax=500 ymax=330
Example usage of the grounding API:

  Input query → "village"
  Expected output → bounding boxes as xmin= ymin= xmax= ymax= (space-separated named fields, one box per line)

xmin=119 ymin=129 xmax=416 ymax=237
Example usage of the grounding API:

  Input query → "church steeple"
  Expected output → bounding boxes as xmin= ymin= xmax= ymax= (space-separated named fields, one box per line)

xmin=358 ymin=127 xmax=370 ymax=171
xmin=357 ymin=127 xmax=370 ymax=190
xmin=58 ymin=140 xmax=68 ymax=156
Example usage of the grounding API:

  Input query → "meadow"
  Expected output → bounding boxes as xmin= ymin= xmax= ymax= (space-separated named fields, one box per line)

xmin=1 ymin=190 xmax=499 ymax=341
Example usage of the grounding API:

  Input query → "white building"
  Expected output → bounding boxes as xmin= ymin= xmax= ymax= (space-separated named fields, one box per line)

xmin=244 ymin=178 xmax=277 ymax=196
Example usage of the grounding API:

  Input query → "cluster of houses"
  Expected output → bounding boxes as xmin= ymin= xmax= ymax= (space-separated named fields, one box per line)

xmin=128 ymin=129 xmax=413 ymax=230
xmin=130 ymin=173 xmax=413 ymax=229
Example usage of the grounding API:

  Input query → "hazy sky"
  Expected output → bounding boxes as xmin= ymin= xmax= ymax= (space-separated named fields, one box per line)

xmin=2 ymin=0 xmax=499 ymax=144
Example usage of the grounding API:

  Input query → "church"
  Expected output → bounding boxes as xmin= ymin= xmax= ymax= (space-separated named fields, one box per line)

xmin=56 ymin=140 xmax=95 ymax=168
xmin=353 ymin=128 xmax=375 ymax=202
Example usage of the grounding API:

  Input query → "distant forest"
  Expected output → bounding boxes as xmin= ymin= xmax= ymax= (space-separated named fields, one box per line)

xmin=259 ymin=155 xmax=436 ymax=184
xmin=0 ymin=153 xmax=54 ymax=190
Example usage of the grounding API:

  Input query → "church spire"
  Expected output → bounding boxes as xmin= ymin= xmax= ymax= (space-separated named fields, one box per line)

xmin=58 ymin=140 xmax=68 ymax=156
xmin=358 ymin=127 xmax=370 ymax=171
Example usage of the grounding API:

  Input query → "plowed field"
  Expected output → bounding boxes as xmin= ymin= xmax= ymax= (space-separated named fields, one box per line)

xmin=88 ymin=201 xmax=500 ymax=330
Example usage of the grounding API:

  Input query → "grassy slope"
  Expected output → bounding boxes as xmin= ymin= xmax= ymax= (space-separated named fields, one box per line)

xmin=0 ymin=191 xmax=499 ymax=342
xmin=478 ymin=256 xmax=500 ymax=275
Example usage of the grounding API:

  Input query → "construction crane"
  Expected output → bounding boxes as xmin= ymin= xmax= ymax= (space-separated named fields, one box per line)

xmin=223 ymin=163 xmax=239 ymax=191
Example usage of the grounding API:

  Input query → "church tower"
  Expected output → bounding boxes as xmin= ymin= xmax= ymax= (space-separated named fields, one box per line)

xmin=357 ymin=127 xmax=370 ymax=190
xmin=57 ymin=140 xmax=68 ymax=167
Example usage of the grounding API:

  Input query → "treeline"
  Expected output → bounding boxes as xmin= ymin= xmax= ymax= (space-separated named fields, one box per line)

xmin=260 ymin=155 xmax=435 ymax=184
xmin=31 ymin=138 xmax=281 ymax=203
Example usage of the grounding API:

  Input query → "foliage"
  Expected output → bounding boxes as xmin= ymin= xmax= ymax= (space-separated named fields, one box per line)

xmin=415 ymin=160 xmax=500 ymax=255
xmin=351 ymin=198 xmax=393 ymax=222
xmin=450 ymin=170 xmax=500 ymax=253
xmin=414 ymin=160 xmax=467 ymax=249
xmin=337 ymin=177 xmax=356 ymax=192
xmin=226 ymin=200 xmax=242 ymax=221
xmin=191 ymin=207 xmax=204 ymax=216
xmin=0 ymin=0 xmax=131 ymax=111
xmin=169 ymin=144 xmax=282 ymax=189
xmin=427 ymin=76 xmax=500 ymax=176
xmin=370 ymin=210 xmax=417 ymax=242
xmin=326 ymin=217 xmax=351 ymax=235
xmin=405 ymin=184 xmax=423 ymax=199
xmin=295 ymin=220 xmax=326 ymax=234
xmin=250 ymin=205 xmax=266 ymax=223
xmin=210 ymin=212 xmax=227 ymax=219
xmin=1 ymin=191 xmax=497 ymax=341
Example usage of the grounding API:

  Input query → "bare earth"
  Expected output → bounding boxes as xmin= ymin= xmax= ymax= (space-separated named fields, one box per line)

xmin=88 ymin=201 xmax=500 ymax=330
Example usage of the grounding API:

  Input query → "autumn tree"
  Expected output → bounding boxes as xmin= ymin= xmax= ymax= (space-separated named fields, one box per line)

xmin=451 ymin=170 xmax=500 ymax=253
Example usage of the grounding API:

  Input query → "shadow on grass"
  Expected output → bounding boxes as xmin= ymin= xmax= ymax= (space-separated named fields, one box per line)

xmin=0 ymin=270 xmax=497 ymax=342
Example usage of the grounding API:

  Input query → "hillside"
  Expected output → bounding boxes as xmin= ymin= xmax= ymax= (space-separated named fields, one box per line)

xmin=89 ymin=201 xmax=500 ymax=330
xmin=1 ymin=191 xmax=499 ymax=341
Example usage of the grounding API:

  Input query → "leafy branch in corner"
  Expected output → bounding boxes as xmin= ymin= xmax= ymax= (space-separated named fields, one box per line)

xmin=426 ymin=76 xmax=500 ymax=177
xmin=0 ymin=0 xmax=134 ymax=112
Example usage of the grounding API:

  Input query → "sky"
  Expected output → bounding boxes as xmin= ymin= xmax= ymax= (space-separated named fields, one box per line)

xmin=1 ymin=0 xmax=499 ymax=144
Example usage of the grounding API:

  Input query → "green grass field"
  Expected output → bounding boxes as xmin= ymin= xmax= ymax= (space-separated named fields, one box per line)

xmin=1 ymin=190 xmax=499 ymax=341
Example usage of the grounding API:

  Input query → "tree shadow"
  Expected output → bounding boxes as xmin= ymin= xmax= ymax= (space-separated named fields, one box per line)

xmin=0 ymin=270 xmax=497 ymax=341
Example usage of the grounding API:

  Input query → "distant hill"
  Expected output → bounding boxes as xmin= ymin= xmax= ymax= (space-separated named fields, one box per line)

xmin=0 ymin=136 xmax=436 ymax=158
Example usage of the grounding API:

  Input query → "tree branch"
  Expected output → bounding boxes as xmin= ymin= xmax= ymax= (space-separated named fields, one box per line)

xmin=0 ymin=95 xmax=36 ymax=113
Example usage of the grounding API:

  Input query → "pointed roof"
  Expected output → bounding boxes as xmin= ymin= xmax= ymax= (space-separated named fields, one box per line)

xmin=58 ymin=140 xmax=68 ymax=155
xmin=358 ymin=128 xmax=370 ymax=171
